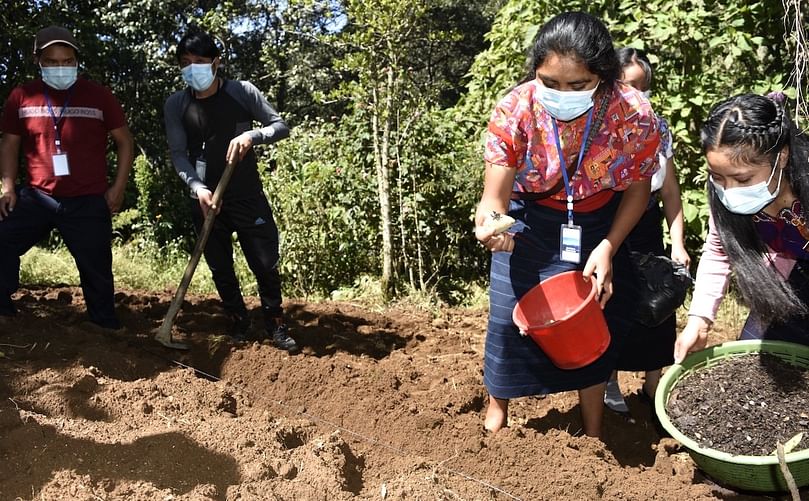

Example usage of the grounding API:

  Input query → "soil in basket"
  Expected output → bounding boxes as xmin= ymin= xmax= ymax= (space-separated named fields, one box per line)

xmin=667 ymin=353 xmax=809 ymax=456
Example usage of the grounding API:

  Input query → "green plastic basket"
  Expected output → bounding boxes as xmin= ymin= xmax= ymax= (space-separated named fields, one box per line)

xmin=656 ymin=340 xmax=809 ymax=492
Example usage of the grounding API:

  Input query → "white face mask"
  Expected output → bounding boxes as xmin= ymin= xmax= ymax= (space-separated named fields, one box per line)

xmin=40 ymin=64 xmax=78 ymax=90
xmin=641 ymin=90 xmax=651 ymax=100
xmin=710 ymin=152 xmax=783 ymax=215
xmin=536 ymin=82 xmax=599 ymax=121
xmin=181 ymin=62 xmax=216 ymax=92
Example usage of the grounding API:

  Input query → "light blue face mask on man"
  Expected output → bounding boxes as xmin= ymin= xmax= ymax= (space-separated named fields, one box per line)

xmin=537 ymin=82 xmax=599 ymax=121
xmin=181 ymin=63 xmax=216 ymax=92
xmin=710 ymin=151 xmax=783 ymax=215
xmin=40 ymin=65 xmax=78 ymax=90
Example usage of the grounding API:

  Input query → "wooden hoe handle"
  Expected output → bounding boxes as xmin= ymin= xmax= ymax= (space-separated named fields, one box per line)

xmin=155 ymin=159 xmax=238 ymax=349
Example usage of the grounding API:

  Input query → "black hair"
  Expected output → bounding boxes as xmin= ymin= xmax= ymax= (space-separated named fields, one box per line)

xmin=700 ymin=93 xmax=809 ymax=322
xmin=176 ymin=31 xmax=220 ymax=61
xmin=524 ymin=12 xmax=620 ymax=86
xmin=616 ymin=47 xmax=652 ymax=89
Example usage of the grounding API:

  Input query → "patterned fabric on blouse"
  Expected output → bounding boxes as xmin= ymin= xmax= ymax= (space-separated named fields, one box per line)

xmin=484 ymin=80 xmax=661 ymax=201
xmin=753 ymin=199 xmax=809 ymax=260
xmin=650 ymin=116 xmax=674 ymax=193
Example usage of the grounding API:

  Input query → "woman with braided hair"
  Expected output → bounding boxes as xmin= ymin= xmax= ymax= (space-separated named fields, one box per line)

xmin=474 ymin=12 xmax=662 ymax=437
xmin=675 ymin=93 xmax=809 ymax=362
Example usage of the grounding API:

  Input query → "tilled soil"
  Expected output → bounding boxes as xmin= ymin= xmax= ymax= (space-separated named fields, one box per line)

xmin=667 ymin=353 xmax=809 ymax=456
xmin=0 ymin=285 xmax=795 ymax=500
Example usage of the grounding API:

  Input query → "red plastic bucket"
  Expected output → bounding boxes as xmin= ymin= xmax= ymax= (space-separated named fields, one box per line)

xmin=512 ymin=270 xmax=610 ymax=369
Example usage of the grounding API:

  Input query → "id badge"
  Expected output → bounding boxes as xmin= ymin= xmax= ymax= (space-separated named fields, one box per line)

xmin=560 ymin=224 xmax=583 ymax=264
xmin=195 ymin=158 xmax=207 ymax=182
xmin=53 ymin=153 xmax=70 ymax=177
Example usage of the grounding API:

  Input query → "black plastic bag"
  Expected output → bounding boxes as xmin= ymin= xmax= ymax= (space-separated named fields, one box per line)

xmin=629 ymin=251 xmax=693 ymax=327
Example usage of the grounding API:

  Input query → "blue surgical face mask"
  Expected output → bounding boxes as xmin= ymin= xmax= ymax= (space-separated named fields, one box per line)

xmin=40 ymin=65 xmax=78 ymax=90
xmin=710 ymin=152 xmax=783 ymax=215
xmin=537 ymin=81 xmax=599 ymax=121
xmin=181 ymin=63 xmax=216 ymax=92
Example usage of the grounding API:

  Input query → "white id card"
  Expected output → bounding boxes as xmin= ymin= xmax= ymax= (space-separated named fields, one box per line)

xmin=195 ymin=158 xmax=207 ymax=182
xmin=560 ymin=224 xmax=583 ymax=264
xmin=53 ymin=153 xmax=70 ymax=177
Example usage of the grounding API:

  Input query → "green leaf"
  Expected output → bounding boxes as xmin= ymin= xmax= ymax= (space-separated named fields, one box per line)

xmin=683 ymin=203 xmax=697 ymax=223
xmin=736 ymin=35 xmax=751 ymax=52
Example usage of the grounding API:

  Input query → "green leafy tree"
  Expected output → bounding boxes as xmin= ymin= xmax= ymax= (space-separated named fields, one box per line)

xmin=332 ymin=0 xmax=451 ymax=298
xmin=457 ymin=0 xmax=792 ymax=257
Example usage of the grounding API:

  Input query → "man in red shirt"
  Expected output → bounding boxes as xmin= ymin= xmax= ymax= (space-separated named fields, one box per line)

xmin=0 ymin=26 xmax=134 ymax=329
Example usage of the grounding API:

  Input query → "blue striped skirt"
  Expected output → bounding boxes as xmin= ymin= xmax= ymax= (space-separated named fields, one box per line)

xmin=483 ymin=194 xmax=638 ymax=398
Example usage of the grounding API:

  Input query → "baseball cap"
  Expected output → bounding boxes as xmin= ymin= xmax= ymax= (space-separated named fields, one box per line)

xmin=33 ymin=26 xmax=80 ymax=54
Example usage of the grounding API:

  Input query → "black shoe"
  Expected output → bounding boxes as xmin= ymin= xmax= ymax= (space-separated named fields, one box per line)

xmin=230 ymin=314 xmax=251 ymax=342
xmin=0 ymin=296 xmax=16 ymax=317
xmin=90 ymin=316 xmax=122 ymax=330
xmin=79 ymin=320 xmax=126 ymax=336
xmin=270 ymin=324 xmax=299 ymax=353
xmin=638 ymin=389 xmax=670 ymax=438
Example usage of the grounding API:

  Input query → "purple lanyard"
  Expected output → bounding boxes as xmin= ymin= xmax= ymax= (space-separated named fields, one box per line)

xmin=551 ymin=107 xmax=594 ymax=225
xmin=43 ymin=85 xmax=75 ymax=154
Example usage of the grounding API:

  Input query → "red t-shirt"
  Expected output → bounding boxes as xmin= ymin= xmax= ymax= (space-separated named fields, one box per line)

xmin=0 ymin=78 xmax=127 ymax=197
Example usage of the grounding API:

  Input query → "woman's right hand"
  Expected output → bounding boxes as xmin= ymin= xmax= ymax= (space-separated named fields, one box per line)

xmin=475 ymin=212 xmax=515 ymax=253
xmin=674 ymin=315 xmax=712 ymax=363
xmin=670 ymin=244 xmax=691 ymax=270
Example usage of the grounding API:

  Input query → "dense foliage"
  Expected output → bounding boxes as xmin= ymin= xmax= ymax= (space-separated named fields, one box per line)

xmin=459 ymin=0 xmax=794 ymax=252
xmin=1 ymin=0 xmax=805 ymax=301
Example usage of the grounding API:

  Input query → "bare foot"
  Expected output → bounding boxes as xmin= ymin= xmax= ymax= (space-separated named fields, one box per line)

xmin=484 ymin=396 xmax=508 ymax=432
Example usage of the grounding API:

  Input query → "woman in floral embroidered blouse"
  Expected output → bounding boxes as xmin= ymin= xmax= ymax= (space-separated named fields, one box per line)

xmin=474 ymin=12 xmax=661 ymax=437
xmin=675 ymin=93 xmax=809 ymax=363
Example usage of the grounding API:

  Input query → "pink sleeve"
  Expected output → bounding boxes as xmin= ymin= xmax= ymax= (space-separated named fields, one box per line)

xmin=770 ymin=253 xmax=796 ymax=278
xmin=687 ymin=214 xmax=731 ymax=322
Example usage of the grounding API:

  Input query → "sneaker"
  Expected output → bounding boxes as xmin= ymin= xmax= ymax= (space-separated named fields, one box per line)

xmin=79 ymin=320 xmax=126 ymax=336
xmin=0 ymin=296 xmax=16 ymax=317
xmin=604 ymin=379 xmax=630 ymax=414
xmin=229 ymin=314 xmax=251 ymax=342
xmin=637 ymin=388 xmax=670 ymax=437
xmin=91 ymin=316 xmax=122 ymax=330
xmin=270 ymin=324 xmax=299 ymax=353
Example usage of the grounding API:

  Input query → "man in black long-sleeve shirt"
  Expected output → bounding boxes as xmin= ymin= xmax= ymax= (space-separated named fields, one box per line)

xmin=164 ymin=30 xmax=297 ymax=352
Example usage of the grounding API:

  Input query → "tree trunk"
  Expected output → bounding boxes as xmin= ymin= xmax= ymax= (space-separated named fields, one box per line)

xmin=372 ymin=72 xmax=394 ymax=300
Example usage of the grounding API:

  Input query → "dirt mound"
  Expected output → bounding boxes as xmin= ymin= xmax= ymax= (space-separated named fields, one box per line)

xmin=0 ymin=286 xmax=777 ymax=500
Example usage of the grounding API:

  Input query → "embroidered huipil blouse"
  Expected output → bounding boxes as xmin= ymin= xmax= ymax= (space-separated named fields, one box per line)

xmin=484 ymin=80 xmax=662 ymax=202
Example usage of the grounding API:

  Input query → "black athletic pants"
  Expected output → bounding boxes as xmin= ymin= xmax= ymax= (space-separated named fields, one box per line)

xmin=191 ymin=194 xmax=284 ymax=330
